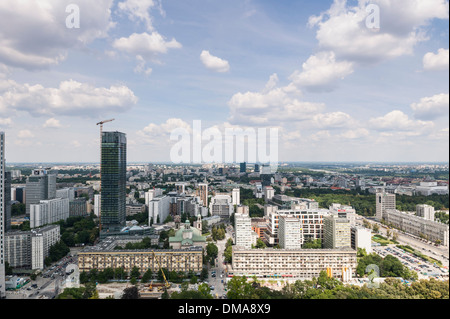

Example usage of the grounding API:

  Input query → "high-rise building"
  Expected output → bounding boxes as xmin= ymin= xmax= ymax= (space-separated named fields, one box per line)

xmin=1 ymin=132 xmax=5 ymax=298
xmin=351 ymin=226 xmax=372 ymax=254
xmin=3 ymin=171 xmax=11 ymax=232
xmin=94 ymin=194 xmax=101 ymax=217
xmin=278 ymin=216 xmax=303 ymax=249
xmin=254 ymin=164 xmax=260 ymax=173
xmin=416 ymin=204 xmax=435 ymax=221
xmin=375 ymin=189 xmax=396 ymax=221
xmin=100 ymin=131 xmax=127 ymax=235
xmin=198 ymin=183 xmax=208 ymax=207
xmin=263 ymin=186 xmax=275 ymax=202
xmin=29 ymin=198 xmax=70 ymax=228
xmin=323 ymin=214 xmax=351 ymax=249
xmin=231 ymin=188 xmax=240 ymax=206
xmin=234 ymin=206 xmax=254 ymax=249
xmin=240 ymin=162 xmax=247 ymax=173
xmin=25 ymin=169 xmax=56 ymax=215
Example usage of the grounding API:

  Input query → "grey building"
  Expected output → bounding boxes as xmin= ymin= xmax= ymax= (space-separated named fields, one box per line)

xmin=25 ymin=169 xmax=56 ymax=215
xmin=1 ymin=132 xmax=5 ymax=298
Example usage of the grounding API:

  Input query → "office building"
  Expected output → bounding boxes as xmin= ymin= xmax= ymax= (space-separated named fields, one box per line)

xmin=240 ymin=162 xmax=247 ymax=173
xmin=323 ymin=214 xmax=351 ymax=249
xmin=375 ymin=189 xmax=396 ymax=221
xmin=1 ymin=132 xmax=5 ymax=298
xmin=329 ymin=203 xmax=356 ymax=226
xmin=100 ymin=131 xmax=127 ymax=235
xmin=209 ymin=194 xmax=233 ymax=219
xmin=264 ymin=206 xmax=327 ymax=246
xmin=148 ymin=195 xmax=171 ymax=224
xmin=278 ymin=216 xmax=303 ymax=249
xmin=254 ymin=164 xmax=260 ymax=173
xmin=69 ymin=198 xmax=88 ymax=217
xmin=416 ymin=204 xmax=435 ymax=221
xmin=25 ymin=169 xmax=57 ymax=215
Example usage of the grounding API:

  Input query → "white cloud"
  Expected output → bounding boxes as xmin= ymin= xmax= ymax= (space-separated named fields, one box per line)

xmin=312 ymin=111 xmax=355 ymax=128
xmin=411 ymin=93 xmax=449 ymax=120
xmin=228 ymin=74 xmax=325 ymax=126
xmin=117 ymin=0 xmax=164 ymax=31
xmin=369 ymin=110 xmax=434 ymax=132
xmin=308 ymin=0 xmax=449 ymax=64
xmin=423 ymin=49 xmax=449 ymax=71
xmin=18 ymin=130 xmax=34 ymax=139
xmin=43 ymin=118 xmax=62 ymax=129
xmin=200 ymin=51 xmax=230 ymax=73
xmin=0 ymin=117 xmax=12 ymax=127
xmin=290 ymin=51 xmax=354 ymax=91
xmin=0 ymin=79 xmax=138 ymax=118
xmin=113 ymin=32 xmax=182 ymax=59
xmin=339 ymin=128 xmax=370 ymax=139
xmin=0 ymin=0 xmax=115 ymax=70
xmin=137 ymin=118 xmax=192 ymax=145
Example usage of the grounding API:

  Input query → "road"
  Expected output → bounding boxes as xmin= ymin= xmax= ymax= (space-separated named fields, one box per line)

xmin=356 ymin=216 xmax=449 ymax=267
xmin=208 ymin=224 xmax=233 ymax=299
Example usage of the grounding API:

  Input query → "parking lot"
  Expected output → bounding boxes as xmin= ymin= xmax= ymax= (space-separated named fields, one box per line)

xmin=373 ymin=245 xmax=449 ymax=281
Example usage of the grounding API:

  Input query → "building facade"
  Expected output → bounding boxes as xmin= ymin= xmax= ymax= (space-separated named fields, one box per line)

xmin=278 ymin=216 xmax=303 ymax=249
xmin=375 ymin=189 xmax=396 ymax=221
xmin=1 ymin=132 xmax=5 ymax=298
xmin=323 ymin=214 xmax=351 ymax=249
xmin=101 ymin=131 xmax=127 ymax=235
xmin=29 ymin=198 xmax=70 ymax=228
xmin=231 ymin=247 xmax=357 ymax=280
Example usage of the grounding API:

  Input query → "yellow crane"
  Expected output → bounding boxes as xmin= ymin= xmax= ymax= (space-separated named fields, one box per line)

xmin=96 ymin=119 xmax=115 ymax=234
xmin=150 ymin=250 xmax=171 ymax=290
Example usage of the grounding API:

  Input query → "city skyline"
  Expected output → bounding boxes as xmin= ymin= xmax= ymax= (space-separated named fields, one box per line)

xmin=0 ymin=0 xmax=449 ymax=164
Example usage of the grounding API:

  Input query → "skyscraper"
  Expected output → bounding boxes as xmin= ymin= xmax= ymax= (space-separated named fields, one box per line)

xmin=3 ymin=171 xmax=11 ymax=232
xmin=100 ymin=131 xmax=127 ymax=235
xmin=198 ymin=183 xmax=208 ymax=207
xmin=1 ymin=132 xmax=6 ymax=298
xmin=240 ymin=162 xmax=247 ymax=173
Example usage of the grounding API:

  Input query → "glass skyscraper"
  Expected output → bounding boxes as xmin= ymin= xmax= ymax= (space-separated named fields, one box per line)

xmin=100 ymin=131 xmax=127 ymax=235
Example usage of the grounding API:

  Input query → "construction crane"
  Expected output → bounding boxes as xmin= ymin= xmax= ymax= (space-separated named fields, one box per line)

xmin=96 ymin=118 xmax=115 ymax=234
xmin=150 ymin=250 xmax=170 ymax=290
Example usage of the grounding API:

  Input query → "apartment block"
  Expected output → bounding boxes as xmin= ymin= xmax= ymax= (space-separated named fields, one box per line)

xmin=231 ymin=246 xmax=357 ymax=280
xmin=278 ymin=216 xmax=303 ymax=249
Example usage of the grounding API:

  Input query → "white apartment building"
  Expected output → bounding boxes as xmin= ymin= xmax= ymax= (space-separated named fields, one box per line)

xmin=5 ymin=225 xmax=60 ymax=270
xmin=145 ymin=188 xmax=163 ymax=206
xmin=278 ymin=216 xmax=303 ymax=249
xmin=351 ymin=226 xmax=373 ymax=254
xmin=416 ymin=204 xmax=435 ymax=221
xmin=376 ymin=189 xmax=396 ymax=221
xmin=231 ymin=246 xmax=357 ymax=280
xmin=94 ymin=194 xmax=101 ymax=217
xmin=264 ymin=206 xmax=328 ymax=246
xmin=263 ymin=186 xmax=275 ymax=202
xmin=234 ymin=207 xmax=256 ymax=249
xmin=148 ymin=195 xmax=171 ymax=224
xmin=29 ymin=198 xmax=70 ymax=228
xmin=232 ymin=188 xmax=240 ymax=206
xmin=384 ymin=209 xmax=449 ymax=246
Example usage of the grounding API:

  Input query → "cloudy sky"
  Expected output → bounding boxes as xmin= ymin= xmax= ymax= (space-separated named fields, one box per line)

xmin=0 ymin=0 xmax=448 ymax=163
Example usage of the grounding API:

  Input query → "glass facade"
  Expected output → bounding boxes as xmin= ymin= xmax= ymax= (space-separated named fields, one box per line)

xmin=101 ymin=132 xmax=127 ymax=234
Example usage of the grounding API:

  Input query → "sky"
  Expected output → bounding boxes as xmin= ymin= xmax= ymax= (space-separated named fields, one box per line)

xmin=0 ymin=0 xmax=449 ymax=164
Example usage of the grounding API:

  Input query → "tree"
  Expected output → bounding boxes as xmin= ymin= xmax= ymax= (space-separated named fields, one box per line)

xmin=227 ymin=276 xmax=257 ymax=299
xmin=121 ymin=286 xmax=140 ymax=299
xmin=141 ymin=269 xmax=153 ymax=283
xmin=255 ymin=238 xmax=266 ymax=249
xmin=372 ymin=224 xmax=380 ymax=233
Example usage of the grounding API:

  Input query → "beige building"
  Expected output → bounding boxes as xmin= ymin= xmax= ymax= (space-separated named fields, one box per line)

xmin=78 ymin=240 xmax=203 ymax=273
xmin=231 ymin=247 xmax=357 ymax=280
xmin=376 ymin=189 xmax=396 ymax=221
xmin=323 ymin=215 xmax=351 ymax=249
xmin=384 ymin=209 xmax=449 ymax=246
